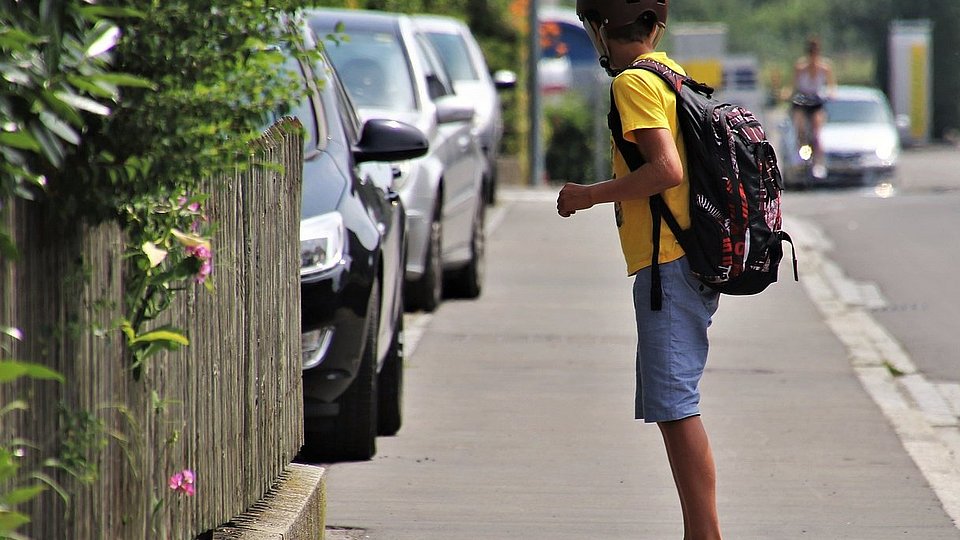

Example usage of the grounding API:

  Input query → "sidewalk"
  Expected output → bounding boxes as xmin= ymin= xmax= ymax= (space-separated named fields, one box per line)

xmin=323 ymin=188 xmax=960 ymax=539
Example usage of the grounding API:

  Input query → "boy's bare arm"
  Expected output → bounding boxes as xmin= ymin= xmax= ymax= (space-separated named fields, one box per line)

xmin=557 ymin=127 xmax=682 ymax=217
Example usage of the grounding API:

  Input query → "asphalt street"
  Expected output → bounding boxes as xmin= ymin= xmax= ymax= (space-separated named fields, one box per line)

xmin=323 ymin=185 xmax=960 ymax=539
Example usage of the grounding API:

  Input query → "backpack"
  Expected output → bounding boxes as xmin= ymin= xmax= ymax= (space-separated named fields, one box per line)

xmin=609 ymin=58 xmax=797 ymax=311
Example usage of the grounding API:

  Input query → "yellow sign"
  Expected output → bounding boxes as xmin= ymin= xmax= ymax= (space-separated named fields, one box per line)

xmin=910 ymin=44 xmax=928 ymax=140
xmin=682 ymin=59 xmax=724 ymax=89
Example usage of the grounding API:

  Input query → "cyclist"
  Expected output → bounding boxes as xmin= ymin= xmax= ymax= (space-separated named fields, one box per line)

xmin=791 ymin=36 xmax=835 ymax=179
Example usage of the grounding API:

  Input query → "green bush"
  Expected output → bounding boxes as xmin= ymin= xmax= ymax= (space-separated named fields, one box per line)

xmin=544 ymin=94 xmax=597 ymax=184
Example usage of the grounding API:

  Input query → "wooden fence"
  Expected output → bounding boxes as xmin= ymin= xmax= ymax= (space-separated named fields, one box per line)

xmin=0 ymin=119 xmax=304 ymax=539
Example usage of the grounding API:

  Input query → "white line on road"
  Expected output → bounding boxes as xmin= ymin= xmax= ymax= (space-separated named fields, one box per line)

xmin=786 ymin=215 xmax=960 ymax=529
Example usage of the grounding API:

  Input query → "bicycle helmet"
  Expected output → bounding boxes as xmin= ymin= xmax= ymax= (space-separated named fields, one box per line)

xmin=575 ymin=0 xmax=668 ymax=75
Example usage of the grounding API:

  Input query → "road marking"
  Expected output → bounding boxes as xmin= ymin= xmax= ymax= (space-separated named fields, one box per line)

xmin=786 ymin=215 xmax=960 ymax=528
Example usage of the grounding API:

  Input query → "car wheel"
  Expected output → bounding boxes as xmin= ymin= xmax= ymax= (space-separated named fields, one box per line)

xmin=310 ymin=279 xmax=379 ymax=461
xmin=485 ymin=173 xmax=497 ymax=206
xmin=406 ymin=202 xmax=442 ymax=312
xmin=377 ymin=313 xmax=403 ymax=436
xmin=446 ymin=202 xmax=485 ymax=299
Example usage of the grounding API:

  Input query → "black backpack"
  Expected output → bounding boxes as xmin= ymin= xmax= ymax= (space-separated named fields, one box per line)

xmin=609 ymin=59 xmax=797 ymax=311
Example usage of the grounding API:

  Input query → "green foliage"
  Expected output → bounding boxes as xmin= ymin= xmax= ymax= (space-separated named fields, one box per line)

xmin=53 ymin=406 xmax=109 ymax=485
xmin=0 ymin=333 xmax=65 ymax=537
xmin=2 ymin=2 xmax=320 ymax=376
xmin=544 ymin=94 xmax=595 ymax=184
xmin=0 ymin=1 xmax=150 ymax=258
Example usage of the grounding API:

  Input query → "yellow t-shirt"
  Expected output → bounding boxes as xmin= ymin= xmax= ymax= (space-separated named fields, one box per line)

xmin=611 ymin=51 xmax=690 ymax=276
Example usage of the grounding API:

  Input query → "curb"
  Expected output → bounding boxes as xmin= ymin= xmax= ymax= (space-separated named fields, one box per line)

xmin=786 ymin=215 xmax=960 ymax=529
xmin=213 ymin=463 xmax=326 ymax=539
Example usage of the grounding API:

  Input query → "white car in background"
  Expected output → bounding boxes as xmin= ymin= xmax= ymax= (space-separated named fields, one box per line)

xmin=414 ymin=14 xmax=516 ymax=205
xmin=309 ymin=8 xmax=487 ymax=312
xmin=780 ymin=86 xmax=900 ymax=188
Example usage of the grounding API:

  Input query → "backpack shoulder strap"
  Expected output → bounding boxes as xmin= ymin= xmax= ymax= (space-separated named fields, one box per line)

xmin=624 ymin=58 xmax=715 ymax=97
xmin=626 ymin=59 xmax=685 ymax=94
xmin=607 ymin=85 xmax=644 ymax=171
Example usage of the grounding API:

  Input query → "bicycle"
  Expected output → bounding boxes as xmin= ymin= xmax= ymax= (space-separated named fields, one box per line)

xmin=790 ymin=92 xmax=827 ymax=187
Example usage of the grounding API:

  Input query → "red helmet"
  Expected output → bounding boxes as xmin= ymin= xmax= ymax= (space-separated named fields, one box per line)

xmin=575 ymin=0 xmax=668 ymax=74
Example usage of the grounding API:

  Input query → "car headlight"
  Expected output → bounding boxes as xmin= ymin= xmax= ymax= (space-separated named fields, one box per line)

xmin=300 ymin=212 xmax=345 ymax=276
xmin=875 ymin=143 xmax=896 ymax=162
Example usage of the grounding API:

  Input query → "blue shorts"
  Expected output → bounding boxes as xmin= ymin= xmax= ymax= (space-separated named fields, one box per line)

xmin=632 ymin=257 xmax=720 ymax=423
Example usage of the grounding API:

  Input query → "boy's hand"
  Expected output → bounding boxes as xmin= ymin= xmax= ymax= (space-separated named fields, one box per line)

xmin=557 ymin=182 xmax=593 ymax=217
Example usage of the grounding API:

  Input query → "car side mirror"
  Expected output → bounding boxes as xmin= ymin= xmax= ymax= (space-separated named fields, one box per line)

xmin=435 ymin=96 xmax=475 ymax=124
xmin=493 ymin=69 xmax=517 ymax=90
xmin=354 ymin=118 xmax=429 ymax=163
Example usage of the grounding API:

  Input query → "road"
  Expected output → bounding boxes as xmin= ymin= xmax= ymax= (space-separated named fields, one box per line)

xmin=785 ymin=145 xmax=960 ymax=384
xmin=319 ymin=146 xmax=960 ymax=539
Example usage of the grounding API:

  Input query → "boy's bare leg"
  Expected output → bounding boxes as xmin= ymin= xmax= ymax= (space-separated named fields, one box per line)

xmin=658 ymin=416 xmax=722 ymax=540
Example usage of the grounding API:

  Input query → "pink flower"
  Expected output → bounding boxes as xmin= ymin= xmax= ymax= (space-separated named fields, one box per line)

xmin=169 ymin=469 xmax=196 ymax=496
xmin=185 ymin=244 xmax=213 ymax=284
xmin=177 ymin=196 xmax=201 ymax=213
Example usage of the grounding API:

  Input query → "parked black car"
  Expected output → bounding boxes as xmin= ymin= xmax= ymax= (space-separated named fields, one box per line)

xmin=270 ymin=39 xmax=428 ymax=460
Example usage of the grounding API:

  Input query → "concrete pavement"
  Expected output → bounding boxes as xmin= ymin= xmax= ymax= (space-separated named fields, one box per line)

xmin=323 ymin=187 xmax=960 ymax=539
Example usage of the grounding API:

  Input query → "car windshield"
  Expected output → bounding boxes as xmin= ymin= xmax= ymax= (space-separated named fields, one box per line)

xmin=826 ymin=99 xmax=892 ymax=124
xmin=323 ymin=30 xmax=417 ymax=111
xmin=424 ymin=31 xmax=478 ymax=82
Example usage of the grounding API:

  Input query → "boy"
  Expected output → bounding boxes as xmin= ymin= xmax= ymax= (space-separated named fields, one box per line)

xmin=556 ymin=1 xmax=723 ymax=538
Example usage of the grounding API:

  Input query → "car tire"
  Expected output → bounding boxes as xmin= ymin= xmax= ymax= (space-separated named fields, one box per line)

xmin=377 ymin=313 xmax=404 ymax=436
xmin=406 ymin=202 xmax=443 ymax=312
xmin=485 ymin=173 xmax=497 ymax=206
xmin=446 ymin=201 xmax=485 ymax=299
xmin=311 ymin=279 xmax=379 ymax=461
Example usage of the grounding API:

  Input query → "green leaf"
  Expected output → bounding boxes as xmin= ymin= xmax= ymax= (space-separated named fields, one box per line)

xmin=1 ymin=65 xmax=32 ymax=87
xmin=27 ymin=118 xmax=65 ymax=167
xmin=129 ymin=329 xmax=189 ymax=346
xmin=53 ymin=92 xmax=111 ymax=117
xmin=78 ymin=5 xmax=146 ymax=19
xmin=84 ymin=22 xmax=121 ymax=58
xmin=0 ymin=361 xmax=65 ymax=384
xmin=0 ymin=28 xmax=44 ymax=50
xmin=38 ymin=111 xmax=80 ymax=145
xmin=118 ymin=320 xmax=135 ymax=342
xmin=1 ymin=485 xmax=45 ymax=505
xmin=0 ymin=510 xmax=31 ymax=531
xmin=0 ymin=231 xmax=17 ymax=259
xmin=0 ymin=131 xmax=40 ymax=152
xmin=89 ymin=73 xmax=156 ymax=90
xmin=66 ymin=74 xmax=118 ymax=99
xmin=1 ymin=327 xmax=24 ymax=341
xmin=0 ymin=399 xmax=28 ymax=417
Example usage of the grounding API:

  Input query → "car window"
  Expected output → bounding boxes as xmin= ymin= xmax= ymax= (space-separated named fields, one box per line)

xmin=424 ymin=31 xmax=479 ymax=82
xmin=826 ymin=99 xmax=892 ymax=124
xmin=330 ymin=71 xmax=362 ymax=144
xmin=275 ymin=56 xmax=322 ymax=153
xmin=306 ymin=57 xmax=355 ymax=171
xmin=323 ymin=30 xmax=417 ymax=111
xmin=415 ymin=34 xmax=455 ymax=100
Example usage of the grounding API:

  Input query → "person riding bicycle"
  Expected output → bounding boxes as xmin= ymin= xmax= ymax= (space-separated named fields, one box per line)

xmin=791 ymin=36 xmax=835 ymax=179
